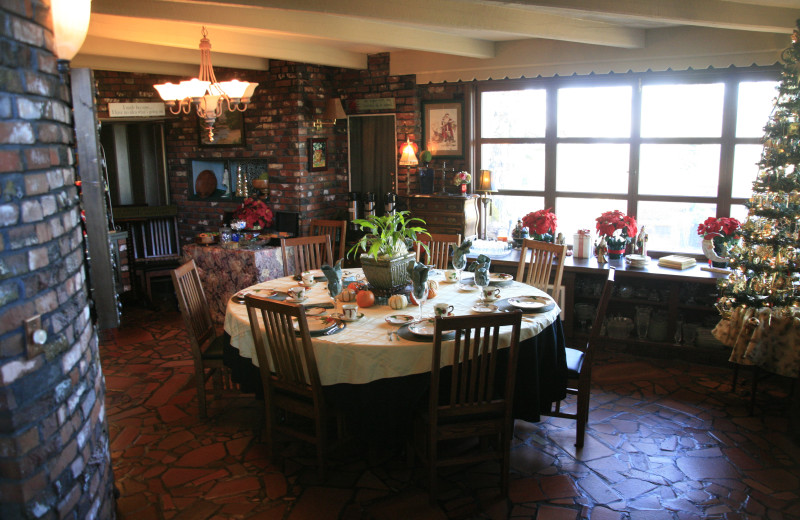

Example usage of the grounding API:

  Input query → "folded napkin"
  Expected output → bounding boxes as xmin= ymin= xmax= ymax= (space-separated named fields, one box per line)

xmin=467 ymin=254 xmax=492 ymax=273
xmin=407 ymin=261 xmax=429 ymax=300
xmin=321 ymin=258 xmax=344 ymax=298
xmin=474 ymin=266 xmax=489 ymax=287
xmin=452 ymin=239 xmax=473 ymax=270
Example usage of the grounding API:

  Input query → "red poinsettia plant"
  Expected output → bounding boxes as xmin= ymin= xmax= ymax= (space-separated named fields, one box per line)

xmin=522 ymin=208 xmax=557 ymax=237
xmin=233 ymin=197 xmax=274 ymax=229
xmin=595 ymin=210 xmax=637 ymax=244
xmin=696 ymin=217 xmax=741 ymax=242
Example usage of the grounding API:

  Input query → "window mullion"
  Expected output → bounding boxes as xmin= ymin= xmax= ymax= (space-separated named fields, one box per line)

xmin=629 ymin=77 xmax=642 ymax=219
xmin=545 ymin=84 xmax=557 ymax=210
xmin=718 ymin=78 xmax=738 ymax=217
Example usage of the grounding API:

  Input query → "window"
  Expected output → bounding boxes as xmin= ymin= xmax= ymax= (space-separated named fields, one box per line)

xmin=477 ymin=69 xmax=778 ymax=253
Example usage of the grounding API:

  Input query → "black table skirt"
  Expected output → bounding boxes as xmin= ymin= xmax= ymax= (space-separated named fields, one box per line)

xmin=223 ymin=320 xmax=567 ymax=445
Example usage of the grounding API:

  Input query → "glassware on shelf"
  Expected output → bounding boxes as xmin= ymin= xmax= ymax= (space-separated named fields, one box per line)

xmin=635 ymin=306 xmax=651 ymax=340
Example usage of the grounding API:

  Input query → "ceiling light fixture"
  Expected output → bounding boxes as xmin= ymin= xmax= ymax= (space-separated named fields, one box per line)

xmin=154 ymin=27 xmax=258 ymax=142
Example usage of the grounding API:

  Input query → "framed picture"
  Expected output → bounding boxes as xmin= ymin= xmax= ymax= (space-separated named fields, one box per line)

xmin=190 ymin=159 xmax=229 ymax=199
xmin=199 ymin=110 xmax=245 ymax=147
xmin=422 ymin=100 xmax=464 ymax=158
xmin=309 ymin=138 xmax=327 ymax=171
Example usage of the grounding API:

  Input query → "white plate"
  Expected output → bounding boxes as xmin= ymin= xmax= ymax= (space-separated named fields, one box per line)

xmin=293 ymin=316 xmax=338 ymax=333
xmin=507 ymin=295 xmax=552 ymax=310
xmin=457 ymin=283 xmax=479 ymax=292
xmin=234 ymin=288 xmax=277 ymax=300
xmin=489 ymin=273 xmax=513 ymax=283
xmin=385 ymin=314 xmax=415 ymax=325
xmin=407 ymin=318 xmax=436 ymax=336
xmin=472 ymin=303 xmax=498 ymax=313
xmin=330 ymin=312 xmax=364 ymax=322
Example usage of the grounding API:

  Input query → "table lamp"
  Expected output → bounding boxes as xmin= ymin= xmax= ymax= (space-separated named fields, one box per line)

xmin=398 ymin=140 xmax=418 ymax=195
xmin=476 ymin=169 xmax=496 ymax=239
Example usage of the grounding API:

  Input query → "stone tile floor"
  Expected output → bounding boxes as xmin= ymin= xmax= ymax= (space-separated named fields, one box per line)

xmin=100 ymin=294 xmax=800 ymax=520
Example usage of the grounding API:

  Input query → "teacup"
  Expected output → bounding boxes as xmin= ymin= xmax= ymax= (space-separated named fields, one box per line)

xmin=434 ymin=303 xmax=454 ymax=317
xmin=481 ymin=287 xmax=501 ymax=302
xmin=444 ymin=270 xmax=458 ymax=282
xmin=342 ymin=303 xmax=359 ymax=320
xmin=288 ymin=286 xmax=306 ymax=301
xmin=301 ymin=271 xmax=315 ymax=284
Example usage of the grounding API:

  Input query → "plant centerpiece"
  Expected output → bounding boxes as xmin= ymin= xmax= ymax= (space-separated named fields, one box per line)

xmin=232 ymin=197 xmax=273 ymax=230
xmin=522 ymin=208 xmax=557 ymax=243
xmin=697 ymin=216 xmax=741 ymax=267
xmin=595 ymin=210 xmax=637 ymax=259
xmin=348 ymin=211 xmax=430 ymax=292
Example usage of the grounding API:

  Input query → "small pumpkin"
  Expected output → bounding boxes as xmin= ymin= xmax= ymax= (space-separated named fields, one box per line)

xmin=427 ymin=280 xmax=439 ymax=299
xmin=340 ymin=288 xmax=357 ymax=302
xmin=388 ymin=294 xmax=408 ymax=310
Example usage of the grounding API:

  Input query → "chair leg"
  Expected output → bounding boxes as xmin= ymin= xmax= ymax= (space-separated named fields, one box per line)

xmin=195 ymin=365 xmax=208 ymax=418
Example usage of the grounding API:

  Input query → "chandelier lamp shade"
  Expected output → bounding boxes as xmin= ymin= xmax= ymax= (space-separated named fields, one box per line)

xmin=154 ymin=27 xmax=258 ymax=142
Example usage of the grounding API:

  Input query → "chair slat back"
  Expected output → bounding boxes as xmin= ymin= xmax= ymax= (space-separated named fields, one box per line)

xmin=141 ymin=216 xmax=180 ymax=259
xmin=430 ymin=312 xmax=522 ymax=420
xmin=516 ymin=239 xmax=567 ymax=296
xmin=587 ymin=267 xmax=616 ymax=348
xmin=416 ymin=233 xmax=461 ymax=269
xmin=280 ymin=235 xmax=333 ymax=276
xmin=172 ymin=260 xmax=215 ymax=358
xmin=244 ymin=296 xmax=322 ymax=396
xmin=310 ymin=219 xmax=347 ymax=263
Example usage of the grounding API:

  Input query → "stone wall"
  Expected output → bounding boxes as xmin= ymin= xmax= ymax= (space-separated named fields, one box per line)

xmin=0 ymin=1 xmax=116 ymax=519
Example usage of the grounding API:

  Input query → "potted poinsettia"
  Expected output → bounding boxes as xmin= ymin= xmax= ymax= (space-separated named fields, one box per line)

xmin=232 ymin=197 xmax=274 ymax=230
xmin=697 ymin=216 xmax=741 ymax=266
xmin=595 ymin=210 xmax=637 ymax=259
xmin=522 ymin=208 xmax=557 ymax=242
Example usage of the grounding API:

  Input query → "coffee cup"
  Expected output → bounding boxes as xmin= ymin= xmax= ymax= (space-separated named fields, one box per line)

xmin=342 ymin=303 xmax=359 ymax=320
xmin=301 ymin=271 xmax=315 ymax=285
xmin=434 ymin=303 xmax=454 ymax=317
xmin=444 ymin=270 xmax=458 ymax=282
xmin=288 ymin=286 xmax=306 ymax=301
xmin=481 ymin=287 xmax=501 ymax=301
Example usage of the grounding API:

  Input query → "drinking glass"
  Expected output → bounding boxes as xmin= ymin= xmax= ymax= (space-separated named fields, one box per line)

xmin=475 ymin=269 xmax=490 ymax=303
xmin=416 ymin=284 xmax=429 ymax=321
xmin=452 ymin=255 xmax=467 ymax=285
xmin=327 ymin=278 xmax=342 ymax=315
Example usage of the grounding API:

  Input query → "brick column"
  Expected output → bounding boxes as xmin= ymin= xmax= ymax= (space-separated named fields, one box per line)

xmin=0 ymin=2 xmax=116 ymax=519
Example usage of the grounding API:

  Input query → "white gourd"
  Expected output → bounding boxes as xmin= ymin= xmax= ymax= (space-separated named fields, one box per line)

xmin=340 ymin=288 xmax=357 ymax=302
xmin=388 ymin=294 xmax=408 ymax=310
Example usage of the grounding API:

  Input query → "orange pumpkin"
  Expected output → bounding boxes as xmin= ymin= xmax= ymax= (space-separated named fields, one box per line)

xmin=355 ymin=290 xmax=376 ymax=308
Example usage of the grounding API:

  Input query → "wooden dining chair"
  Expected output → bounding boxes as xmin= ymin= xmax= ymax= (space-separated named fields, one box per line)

xmin=415 ymin=233 xmax=461 ymax=269
xmin=171 ymin=260 xmax=228 ymax=418
xmin=280 ymin=235 xmax=333 ymax=277
xmin=309 ymin=219 xmax=347 ymax=263
xmin=516 ymin=238 xmax=568 ymax=312
xmin=408 ymin=311 xmax=522 ymax=502
xmin=243 ymin=295 xmax=343 ymax=479
xmin=542 ymin=267 xmax=615 ymax=448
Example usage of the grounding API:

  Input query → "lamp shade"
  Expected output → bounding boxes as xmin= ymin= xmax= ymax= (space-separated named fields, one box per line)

xmin=398 ymin=140 xmax=418 ymax=167
xmin=477 ymin=169 xmax=495 ymax=192
xmin=322 ymin=98 xmax=347 ymax=121
xmin=51 ymin=0 xmax=91 ymax=61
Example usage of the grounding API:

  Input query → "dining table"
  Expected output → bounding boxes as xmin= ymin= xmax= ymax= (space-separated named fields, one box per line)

xmin=223 ymin=268 xmax=568 ymax=445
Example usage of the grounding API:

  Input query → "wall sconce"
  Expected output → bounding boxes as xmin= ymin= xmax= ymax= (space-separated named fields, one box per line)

xmin=476 ymin=169 xmax=495 ymax=239
xmin=398 ymin=139 xmax=419 ymax=168
xmin=51 ymin=0 xmax=92 ymax=73
xmin=313 ymin=98 xmax=347 ymax=131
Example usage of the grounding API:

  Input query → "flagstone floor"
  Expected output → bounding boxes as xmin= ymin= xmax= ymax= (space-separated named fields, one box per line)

xmin=100 ymin=291 xmax=800 ymax=520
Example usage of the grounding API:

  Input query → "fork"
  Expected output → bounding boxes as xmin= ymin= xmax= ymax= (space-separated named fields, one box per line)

xmin=387 ymin=330 xmax=393 ymax=342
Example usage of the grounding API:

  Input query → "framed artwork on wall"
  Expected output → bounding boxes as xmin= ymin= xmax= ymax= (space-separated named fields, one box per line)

xmin=309 ymin=138 xmax=327 ymax=171
xmin=422 ymin=100 xmax=464 ymax=158
xmin=198 ymin=110 xmax=245 ymax=147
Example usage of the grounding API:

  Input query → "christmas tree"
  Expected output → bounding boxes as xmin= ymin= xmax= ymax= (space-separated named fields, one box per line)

xmin=713 ymin=22 xmax=800 ymax=376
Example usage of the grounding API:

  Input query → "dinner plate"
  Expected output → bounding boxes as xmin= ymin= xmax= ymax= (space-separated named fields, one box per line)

xmin=472 ymin=303 xmax=498 ymax=313
xmin=293 ymin=316 xmax=339 ymax=334
xmin=407 ymin=318 xmax=436 ymax=336
xmin=232 ymin=288 xmax=278 ymax=303
xmin=385 ymin=314 xmax=415 ymax=325
xmin=489 ymin=273 xmax=513 ymax=284
xmin=507 ymin=295 xmax=552 ymax=310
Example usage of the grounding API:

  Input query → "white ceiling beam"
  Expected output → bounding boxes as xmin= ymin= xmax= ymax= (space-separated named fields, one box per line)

xmin=486 ymin=0 xmax=800 ymax=33
xmin=91 ymin=0 xmax=496 ymax=58
xmin=94 ymin=0 xmax=644 ymax=49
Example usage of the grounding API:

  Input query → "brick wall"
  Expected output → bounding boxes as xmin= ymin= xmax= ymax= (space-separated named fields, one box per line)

xmin=0 ymin=2 xmax=116 ymax=519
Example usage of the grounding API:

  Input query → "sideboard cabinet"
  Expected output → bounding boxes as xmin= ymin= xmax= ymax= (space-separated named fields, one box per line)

xmin=404 ymin=194 xmax=479 ymax=239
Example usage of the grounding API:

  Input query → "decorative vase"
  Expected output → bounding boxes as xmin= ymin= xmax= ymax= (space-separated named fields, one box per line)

xmin=530 ymin=232 xmax=554 ymax=243
xmin=460 ymin=183 xmax=467 ymax=194
xmin=605 ymin=237 xmax=627 ymax=259
xmin=359 ymin=252 xmax=415 ymax=292
xmin=419 ymin=168 xmax=434 ymax=194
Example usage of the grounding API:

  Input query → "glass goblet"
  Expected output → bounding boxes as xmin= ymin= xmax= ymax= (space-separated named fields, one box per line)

xmin=452 ymin=256 xmax=467 ymax=285
xmin=327 ymin=279 xmax=342 ymax=316
xmin=416 ymin=284 xmax=430 ymax=322
xmin=475 ymin=274 xmax=490 ymax=303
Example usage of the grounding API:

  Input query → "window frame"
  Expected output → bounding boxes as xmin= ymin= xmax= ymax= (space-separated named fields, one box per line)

xmin=474 ymin=66 xmax=779 ymax=254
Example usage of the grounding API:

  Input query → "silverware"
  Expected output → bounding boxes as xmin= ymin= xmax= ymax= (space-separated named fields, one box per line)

xmin=387 ymin=331 xmax=393 ymax=342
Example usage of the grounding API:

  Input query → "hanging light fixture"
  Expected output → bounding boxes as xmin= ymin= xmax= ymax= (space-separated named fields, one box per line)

xmin=154 ymin=27 xmax=258 ymax=142
xmin=313 ymin=98 xmax=347 ymax=131
xmin=51 ymin=0 xmax=91 ymax=73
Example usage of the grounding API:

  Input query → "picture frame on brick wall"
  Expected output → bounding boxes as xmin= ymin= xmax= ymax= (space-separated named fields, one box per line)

xmin=199 ymin=110 xmax=245 ymax=147
xmin=309 ymin=138 xmax=327 ymax=171
xmin=422 ymin=100 xmax=464 ymax=158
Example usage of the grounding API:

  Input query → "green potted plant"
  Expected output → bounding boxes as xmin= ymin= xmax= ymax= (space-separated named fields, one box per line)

xmin=348 ymin=211 xmax=430 ymax=290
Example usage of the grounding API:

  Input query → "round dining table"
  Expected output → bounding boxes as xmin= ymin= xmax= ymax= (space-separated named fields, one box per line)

xmin=223 ymin=268 xmax=568 ymax=444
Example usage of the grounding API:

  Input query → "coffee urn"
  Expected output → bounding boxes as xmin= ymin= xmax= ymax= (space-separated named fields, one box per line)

xmin=384 ymin=192 xmax=396 ymax=215
xmin=363 ymin=192 xmax=376 ymax=219
xmin=347 ymin=191 xmax=361 ymax=231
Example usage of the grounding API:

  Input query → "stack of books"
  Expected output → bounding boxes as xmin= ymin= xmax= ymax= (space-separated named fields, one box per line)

xmin=657 ymin=255 xmax=697 ymax=270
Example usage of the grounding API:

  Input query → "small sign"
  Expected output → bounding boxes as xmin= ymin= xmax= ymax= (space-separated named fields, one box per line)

xmin=108 ymin=102 xmax=166 ymax=118
xmin=353 ymin=98 xmax=396 ymax=112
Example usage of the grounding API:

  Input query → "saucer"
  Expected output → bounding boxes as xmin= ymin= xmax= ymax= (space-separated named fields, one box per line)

xmin=457 ymin=283 xmax=478 ymax=292
xmin=299 ymin=280 xmax=318 ymax=287
xmin=331 ymin=312 xmax=364 ymax=322
xmin=385 ymin=314 xmax=415 ymax=325
xmin=472 ymin=303 xmax=498 ymax=313
xmin=286 ymin=296 xmax=308 ymax=303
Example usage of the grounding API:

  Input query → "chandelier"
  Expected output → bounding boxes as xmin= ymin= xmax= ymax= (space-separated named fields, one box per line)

xmin=154 ymin=27 xmax=258 ymax=142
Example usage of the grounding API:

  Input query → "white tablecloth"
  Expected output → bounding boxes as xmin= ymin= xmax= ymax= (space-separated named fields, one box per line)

xmin=223 ymin=269 xmax=560 ymax=386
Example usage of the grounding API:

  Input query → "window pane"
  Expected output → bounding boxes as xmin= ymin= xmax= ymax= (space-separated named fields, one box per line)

xmin=485 ymin=195 xmax=544 ymax=240
xmin=641 ymin=83 xmax=724 ymax=137
xmin=732 ymin=144 xmax=761 ymax=198
xmin=737 ymin=81 xmax=778 ymax=138
xmin=555 ymin=197 xmax=626 ymax=238
xmin=639 ymin=144 xmax=720 ymax=196
xmin=637 ymin=201 xmax=716 ymax=253
xmin=481 ymin=143 xmax=545 ymax=190
xmin=731 ymin=204 xmax=749 ymax=223
xmin=481 ymin=89 xmax=546 ymax=138
xmin=558 ymin=86 xmax=631 ymax=137
xmin=557 ymin=144 xmax=629 ymax=193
